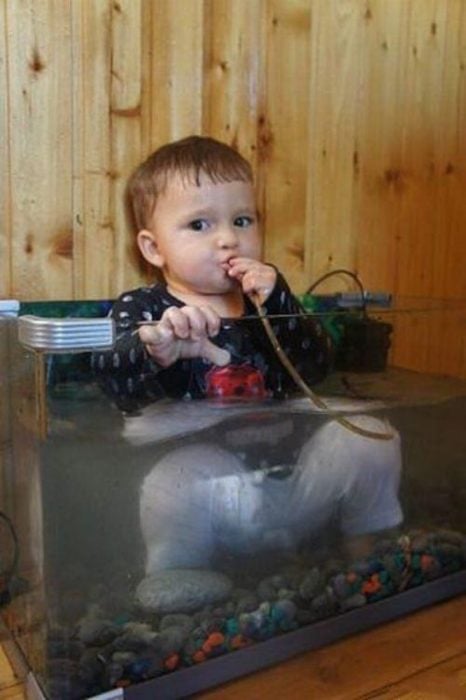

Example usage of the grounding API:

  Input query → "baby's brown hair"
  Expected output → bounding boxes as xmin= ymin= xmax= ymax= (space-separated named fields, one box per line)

xmin=126 ymin=136 xmax=253 ymax=231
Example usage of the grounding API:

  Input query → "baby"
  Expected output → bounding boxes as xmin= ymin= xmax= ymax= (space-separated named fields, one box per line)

xmin=93 ymin=136 xmax=402 ymax=611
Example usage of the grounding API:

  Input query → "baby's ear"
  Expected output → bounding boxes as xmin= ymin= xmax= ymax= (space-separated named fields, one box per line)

xmin=137 ymin=230 xmax=164 ymax=268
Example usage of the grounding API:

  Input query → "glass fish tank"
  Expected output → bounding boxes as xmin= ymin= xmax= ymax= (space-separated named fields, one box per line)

xmin=0 ymin=296 xmax=465 ymax=699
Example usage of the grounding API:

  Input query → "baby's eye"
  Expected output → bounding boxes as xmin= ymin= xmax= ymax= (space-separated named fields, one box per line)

xmin=234 ymin=215 xmax=254 ymax=228
xmin=188 ymin=219 xmax=209 ymax=231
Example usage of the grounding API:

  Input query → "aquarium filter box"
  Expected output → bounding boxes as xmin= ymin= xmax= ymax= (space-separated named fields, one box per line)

xmin=0 ymin=298 xmax=465 ymax=699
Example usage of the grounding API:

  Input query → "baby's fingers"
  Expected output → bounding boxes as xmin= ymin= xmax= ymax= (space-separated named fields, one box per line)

xmin=197 ymin=305 xmax=222 ymax=337
xmin=161 ymin=307 xmax=191 ymax=339
xmin=175 ymin=305 xmax=221 ymax=340
xmin=201 ymin=339 xmax=231 ymax=366
xmin=138 ymin=323 xmax=169 ymax=346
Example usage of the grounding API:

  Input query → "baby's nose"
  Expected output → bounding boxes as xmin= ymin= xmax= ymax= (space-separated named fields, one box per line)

xmin=217 ymin=225 xmax=238 ymax=248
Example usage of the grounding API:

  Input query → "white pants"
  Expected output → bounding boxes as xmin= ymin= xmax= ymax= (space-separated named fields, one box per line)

xmin=140 ymin=415 xmax=402 ymax=573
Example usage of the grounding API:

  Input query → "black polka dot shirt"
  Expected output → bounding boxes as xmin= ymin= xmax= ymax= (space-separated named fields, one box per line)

xmin=92 ymin=272 xmax=334 ymax=412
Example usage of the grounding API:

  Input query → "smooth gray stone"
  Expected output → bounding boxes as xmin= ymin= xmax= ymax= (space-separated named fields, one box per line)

xmin=135 ymin=569 xmax=233 ymax=614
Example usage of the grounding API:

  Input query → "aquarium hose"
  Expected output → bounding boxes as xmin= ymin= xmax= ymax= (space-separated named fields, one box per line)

xmin=250 ymin=294 xmax=394 ymax=441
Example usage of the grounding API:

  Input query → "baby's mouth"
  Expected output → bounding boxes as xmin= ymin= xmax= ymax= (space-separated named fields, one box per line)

xmin=220 ymin=259 xmax=233 ymax=273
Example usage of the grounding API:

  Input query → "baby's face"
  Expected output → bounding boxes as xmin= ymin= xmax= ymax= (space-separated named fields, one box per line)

xmin=139 ymin=171 xmax=261 ymax=299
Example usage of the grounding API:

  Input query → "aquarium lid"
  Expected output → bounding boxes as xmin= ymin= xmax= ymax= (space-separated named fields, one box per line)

xmin=0 ymin=299 xmax=20 ymax=317
xmin=17 ymin=315 xmax=115 ymax=353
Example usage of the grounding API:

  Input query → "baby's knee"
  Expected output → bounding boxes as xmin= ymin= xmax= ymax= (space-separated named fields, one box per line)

xmin=141 ymin=442 xmax=246 ymax=495
xmin=139 ymin=443 xmax=257 ymax=551
xmin=348 ymin=416 xmax=402 ymax=479
xmin=294 ymin=416 xmax=402 ymax=514
xmin=140 ymin=443 xmax=246 ymax=530
xmin=301 ymin=415 xmax=400 ymax=466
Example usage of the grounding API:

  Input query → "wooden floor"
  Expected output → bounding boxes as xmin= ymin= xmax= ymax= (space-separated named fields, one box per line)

xmin=1 ymin=595 xmax=465 ymax=699
xmin=0 ymin=646 xmax=24 ymax=700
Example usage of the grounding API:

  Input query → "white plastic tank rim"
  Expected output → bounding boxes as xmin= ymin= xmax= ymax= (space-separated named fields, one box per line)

xmin=0 ymin=300 xmax=20 ymax=317
xmin=17 ymin=315 xmax=115 ymax=352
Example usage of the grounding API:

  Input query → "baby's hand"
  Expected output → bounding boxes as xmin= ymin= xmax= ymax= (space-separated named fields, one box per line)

xmin=225 ymin=258 xmax=277 ymax=305
xmin=138 ymin=306 xmax=231 ymax=368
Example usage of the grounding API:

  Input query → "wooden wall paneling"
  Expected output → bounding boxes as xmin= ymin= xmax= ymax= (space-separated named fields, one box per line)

xmin=305 ymin=0 xmax=364 ymax=295
xmin=0 ymin=1 xmax=11 ymax=299
xmin=149 ymin=0 xmax=204 ymax=149
xmin=74 ymin=0 xmax=113 ymax=299
xmin=391 ymin=1 xmax=447 ymax=372
xmin=351 ymin=1 xmax=414 ymax=371
xmin=201 ymin=0 xmax=263 ymax=174
xmin=429 ymin=0 xmax=466 ymax=377
xmin=428 ymin=0 xmax=466 ymax=301
xmin=74 ymin=0 xmax=149 ymax=297
xmin=0 ymin=0 xmax=464 ymax=375
xmin=446 ymin=9 xmax=466 ymax=380
xmin=261 ymin=0 xmax=310 ymax=293
xmin=390 ymin=0 xmax=465 ymax=376
xmin=7 ymin=0 xmax=73 ymax=301
xmin=110 ymin=0 xmax=145 ymax=294
xmin=71 ymin=0 xmax=84 ymax=300
xmin=126 ymin=0 xmax=156 ymax=285
xmin=139 ymin=0 xmax=153 ymax=161
xmin=395 ymin=0 xmax=449 ymax=299
xmin=352 ymin=0 xmax=409 ymax=295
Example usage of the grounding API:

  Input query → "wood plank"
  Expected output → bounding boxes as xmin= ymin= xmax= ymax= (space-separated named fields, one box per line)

xmin=370 ymin=651 xmax=466 ymax=698
xmin=75 ymin=0 xmax=113 ymax=299
xmin=202 ymin=0 xmax=263 ymax=172
xmin=149 ymin=0 xmax=204 ymax=147
xmin=73 ymin=0 xmax=144 ymax=297
xmin=110 ymin=0 xmax=145 ymax=294
xmin=394 ymin=0 xmax=449 ymax=300
xmin=262 ymin=0 xmax=311 ymax=292
xmin=0 ymin=641 xmax=23 ymax=693
xmin=7 ymin=0 xmax=73 ymax=300
xmin=428 ymin=0 xmax=466 ymax=379
xmin=384 ymin=0 xmax=466 ymax=379
xmin=390 ymin=0 xmax=448 ymax=374
xmin=352 ymin=0 xmax=409 ymax=296
xmin=196 ymin=595 xmax=466 ymax=699
xmin=306 ymin=0 xmax=364 ymax=294
xmin=70 ymin=0 xmax=84 ymax=300
xmin=0 ymin=686 xmax=24 ymax=700
xmin=0 ymin=0 xmax=11 ymax=298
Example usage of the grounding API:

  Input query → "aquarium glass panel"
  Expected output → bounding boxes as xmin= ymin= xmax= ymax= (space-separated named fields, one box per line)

xmin=1 ymin=299 xmax=466 ymax=699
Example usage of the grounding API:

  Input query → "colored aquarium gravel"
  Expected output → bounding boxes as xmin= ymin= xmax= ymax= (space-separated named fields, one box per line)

xmin=42 ymin=528 xmax=466 ymax=699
